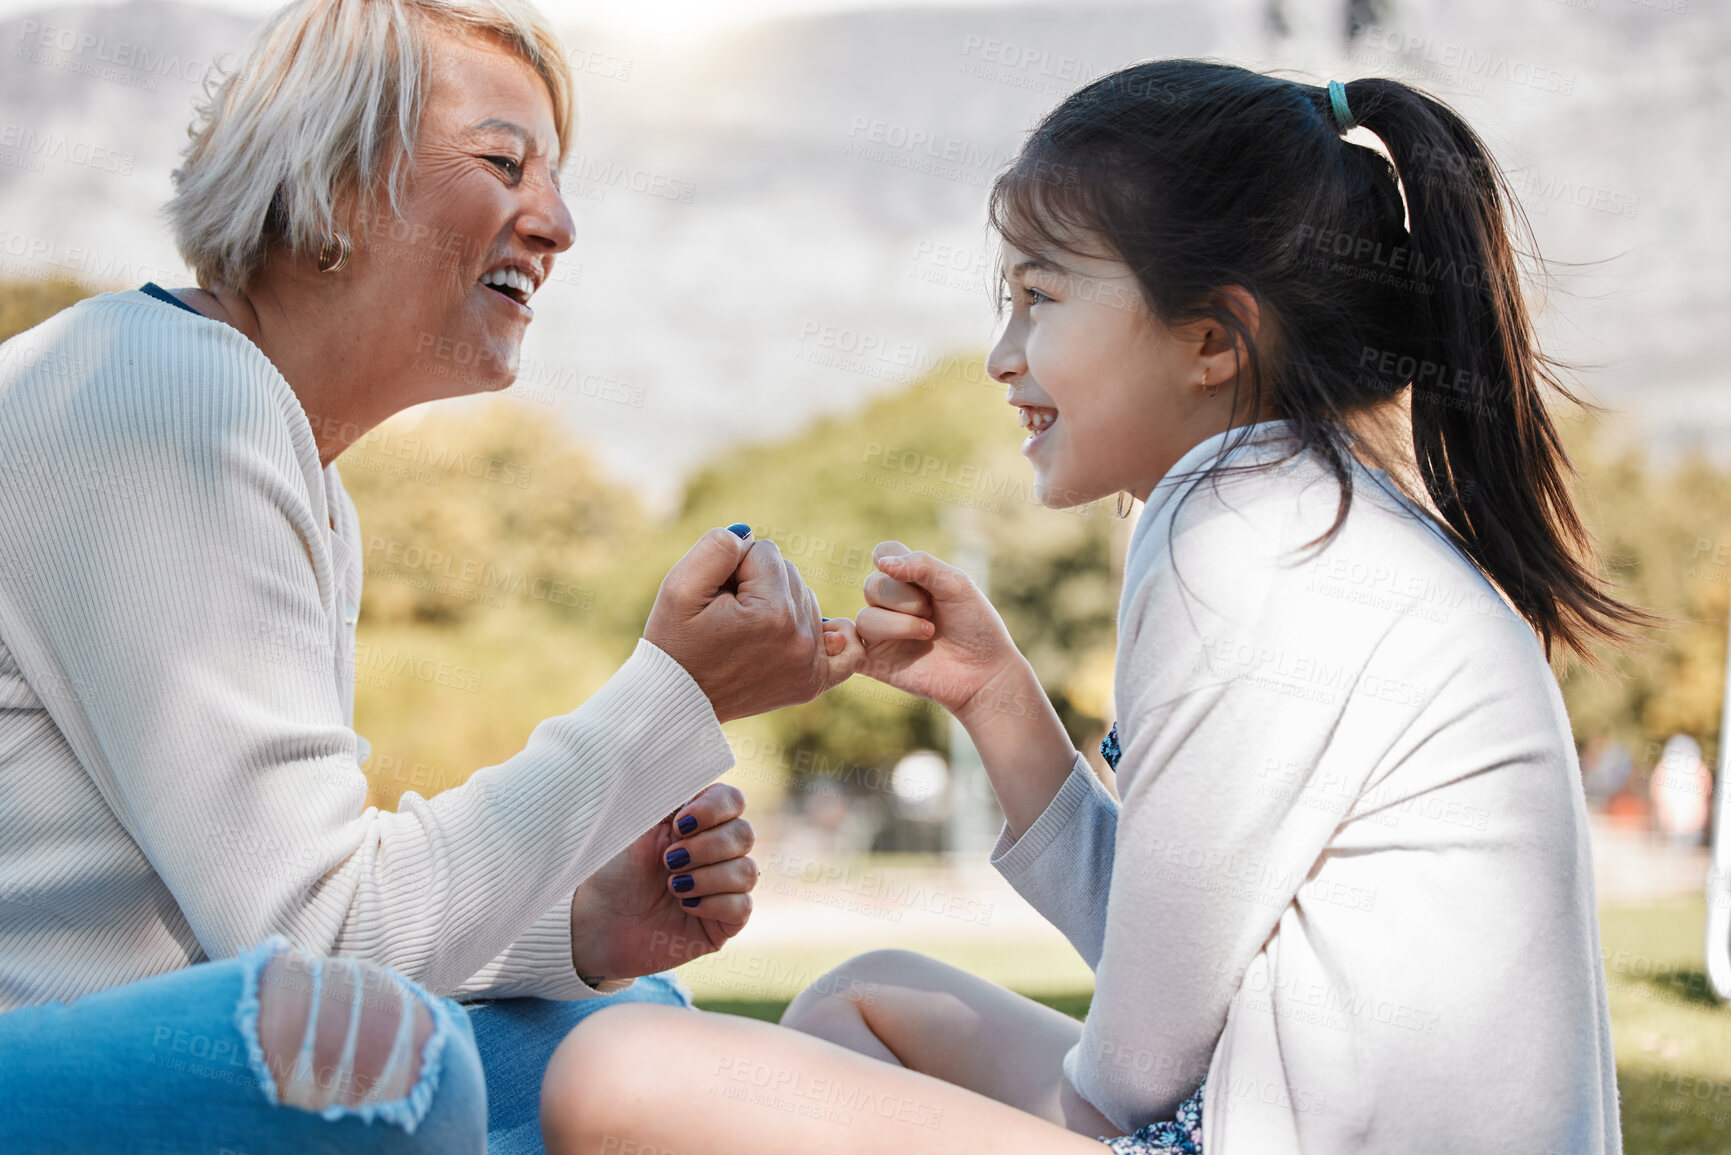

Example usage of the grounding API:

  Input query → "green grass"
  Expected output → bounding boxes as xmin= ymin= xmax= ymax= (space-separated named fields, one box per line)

xmin=1602 ymin=899 xmax=1731 ymax=1153
xmin=692 ymin=901 xmax=1731 ymax=1152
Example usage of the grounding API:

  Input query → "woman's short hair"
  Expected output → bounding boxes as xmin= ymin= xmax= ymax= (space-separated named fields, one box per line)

xmin=165 ymin=0 xmax=572 ymax=291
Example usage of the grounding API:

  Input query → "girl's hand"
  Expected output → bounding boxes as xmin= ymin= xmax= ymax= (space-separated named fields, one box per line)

xmin=568 ymin=784 xmax=757 ymax=984
xmin=854 ymin=541 xmax=1029 ymax=721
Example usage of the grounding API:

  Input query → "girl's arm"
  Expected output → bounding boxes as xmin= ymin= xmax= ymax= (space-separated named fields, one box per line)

xmin=855 ymin=543 xmax=1077 ymax=837
xmin=856 ymin=543 xmax=1122 ymax=968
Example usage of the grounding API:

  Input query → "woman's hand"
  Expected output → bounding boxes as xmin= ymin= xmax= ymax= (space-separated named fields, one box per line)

xmin=645 ymin=529 xmax=865 ymax=723
xmin=568 ymin=784 xmax=757 ymax=984
xmin=854 ymin=542 xmax=1031 ymax=725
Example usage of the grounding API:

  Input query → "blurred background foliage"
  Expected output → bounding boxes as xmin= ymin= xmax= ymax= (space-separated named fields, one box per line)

xmin=2 ymin=277 xmax=1728 ymax=811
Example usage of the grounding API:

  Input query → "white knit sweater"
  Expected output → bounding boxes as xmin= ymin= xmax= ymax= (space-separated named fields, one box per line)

xmin=993 ymin=425 xmax=1621 ymax=1153
xmin=0 ymin=289 xmax=735 ymax=1010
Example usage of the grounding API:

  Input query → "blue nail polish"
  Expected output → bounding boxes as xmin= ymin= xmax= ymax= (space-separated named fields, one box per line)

xmin=665 ymin=847 xmax=691 ymax=870
xmin=672 ymin=874 xmax=695 ymax=893
xmin=677 ymin=815 xmax=698 ymax=836
xmin=681 ymin=897 xmax=702 ymax=908
xmin=726 ymin=523 xmax=751 ymax=539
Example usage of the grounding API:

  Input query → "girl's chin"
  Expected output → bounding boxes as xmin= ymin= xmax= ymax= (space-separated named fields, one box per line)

xmin=1031 ymin=471 xmax=1107 ymax=510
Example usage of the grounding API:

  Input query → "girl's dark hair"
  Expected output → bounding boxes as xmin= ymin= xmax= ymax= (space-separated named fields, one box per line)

xmin=990 ymin=60 xmax=1647 ymax=660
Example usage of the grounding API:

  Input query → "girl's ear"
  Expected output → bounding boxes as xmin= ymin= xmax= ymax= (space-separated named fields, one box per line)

xmin=1195 ymin=284 xmax=1262 ymax=388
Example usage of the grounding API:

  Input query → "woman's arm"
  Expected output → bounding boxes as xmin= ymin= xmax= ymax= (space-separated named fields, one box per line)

xmin=0 ymin=304 xmax=838 ymax=997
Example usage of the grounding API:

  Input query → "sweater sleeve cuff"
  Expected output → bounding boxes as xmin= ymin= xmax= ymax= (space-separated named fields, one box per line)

xmin=617 ymin=636 xmax=730 ymax=758
xmin=990 ymin=752 xmax=1101 ymax=880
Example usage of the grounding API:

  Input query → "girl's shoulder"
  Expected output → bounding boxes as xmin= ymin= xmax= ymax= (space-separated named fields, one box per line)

xmin=1125 ymin=438 xmax=1529 ymax=650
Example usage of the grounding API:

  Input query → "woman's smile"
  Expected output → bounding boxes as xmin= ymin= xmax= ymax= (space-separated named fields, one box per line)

xmin=478 ymin=262 xmax=541 ymax=318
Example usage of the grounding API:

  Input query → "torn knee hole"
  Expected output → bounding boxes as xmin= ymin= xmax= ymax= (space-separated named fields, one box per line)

xmin=255 ymin=951 xmax=434 ymax=1112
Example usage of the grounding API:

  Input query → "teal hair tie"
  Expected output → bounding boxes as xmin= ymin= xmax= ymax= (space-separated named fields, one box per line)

xmin=1328 ymin=79 xmax=1356 ymax=132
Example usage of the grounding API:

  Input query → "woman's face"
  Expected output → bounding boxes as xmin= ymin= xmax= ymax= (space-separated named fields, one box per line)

xmin=353 ymin=27 xmax=574 ymax=398
xmin=988 ymin=238 xmax=1228 ymax=508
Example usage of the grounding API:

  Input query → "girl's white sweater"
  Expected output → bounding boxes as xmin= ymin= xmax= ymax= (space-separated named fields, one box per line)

xmin=993 ymin=424 xmax=1620 ymax=1153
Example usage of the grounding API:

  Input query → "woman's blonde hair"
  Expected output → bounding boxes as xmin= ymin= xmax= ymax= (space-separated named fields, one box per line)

xmin=165 ymin=0 xmax=573 ymax=290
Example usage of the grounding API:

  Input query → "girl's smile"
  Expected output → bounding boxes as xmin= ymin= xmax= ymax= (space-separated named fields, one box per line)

xmin=1015 ymin=403 xmax=1058 ymax=454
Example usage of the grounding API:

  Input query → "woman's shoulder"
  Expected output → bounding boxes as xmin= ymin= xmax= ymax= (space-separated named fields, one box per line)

xmin=2 ymin=289 xmax=312 ymax=455
xmin=0 ymin=289 xmax=323 ymax=514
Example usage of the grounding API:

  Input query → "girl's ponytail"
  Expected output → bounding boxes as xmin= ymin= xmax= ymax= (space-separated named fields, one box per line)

xmin=989 ymin=62 xmax=1651 ymax=661
xmin=1345 ymin=78 xmax=1648 ymax=656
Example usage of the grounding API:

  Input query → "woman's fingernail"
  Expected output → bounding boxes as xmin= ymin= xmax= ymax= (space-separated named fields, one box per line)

xmin=672 ymin=874 xmax=696 ymax=893
xmin=665 ymin=847 xmax=691 ymax=870
xmin=726 ymin=523 xmax=752 ymax=539
xmin=681 ymin=897 xmax=702 ymax=908
xmin=676 ymin=814 xmax=698 ymax=836
xmin=922 ymin=620 xmax=935 ymax=638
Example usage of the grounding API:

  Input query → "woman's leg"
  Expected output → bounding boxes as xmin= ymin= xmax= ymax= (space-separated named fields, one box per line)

xmin=0 ymin=937 xmax=486 ymax=1153
xmin=540 ymin=1002 xmax=1116 ymax=1155
xmin=777 ymin=948 xmax=1115 ymax=1131
xmin=465 ymin=971 xmax=694 ymax=1155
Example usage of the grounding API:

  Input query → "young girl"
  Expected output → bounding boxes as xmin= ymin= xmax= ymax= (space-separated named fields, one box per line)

xmin=541 ymin=61 xmax=1637 ymax=1154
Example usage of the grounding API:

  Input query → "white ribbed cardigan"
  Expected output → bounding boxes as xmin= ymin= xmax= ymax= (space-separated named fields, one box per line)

xmin=993 ymin=426 xmax=1621 ymax=1153
xmin=0 ymin=289 xmax=734 ymax=1010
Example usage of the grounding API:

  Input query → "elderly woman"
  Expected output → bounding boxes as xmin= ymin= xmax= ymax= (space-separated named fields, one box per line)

xmin=0 ymin=0 xmax=862 ymax=1150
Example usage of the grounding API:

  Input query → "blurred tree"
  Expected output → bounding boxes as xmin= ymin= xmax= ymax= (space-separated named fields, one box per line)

xmin=0 ymin=279 xmax=98 ymax=343
xmin=1560 ymin=415 xmax=1731 ymax=774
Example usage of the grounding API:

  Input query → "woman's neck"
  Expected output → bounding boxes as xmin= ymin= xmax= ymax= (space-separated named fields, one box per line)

xmin=180 ymin=280 xmax=397 ymax=468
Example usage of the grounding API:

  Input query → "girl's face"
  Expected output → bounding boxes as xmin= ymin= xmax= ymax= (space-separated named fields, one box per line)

xmin=987 ymin=238 xmax=1244 ymax=508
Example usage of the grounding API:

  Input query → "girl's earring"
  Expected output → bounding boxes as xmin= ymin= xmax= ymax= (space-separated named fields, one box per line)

xmin=1203 ymin=367 xmax=1219 ymax=399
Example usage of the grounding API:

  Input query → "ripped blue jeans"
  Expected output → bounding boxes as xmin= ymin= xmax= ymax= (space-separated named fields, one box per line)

xmin=0 ymin=936 xmax=692 ymax=1154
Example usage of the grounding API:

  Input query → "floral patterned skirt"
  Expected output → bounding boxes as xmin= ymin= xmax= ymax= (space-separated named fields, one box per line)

xmin=1099 ymin=1079 xmax=1204 ymax=1154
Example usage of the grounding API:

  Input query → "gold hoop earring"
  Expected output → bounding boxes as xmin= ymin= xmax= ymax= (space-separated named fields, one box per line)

xmin=1203 ymin=367 xmax=1218 ymax=399
xmin=316 ymin=236 xmax=351 ymax=274
xmin=1115 ymin=491 xmax=1133 ymax=519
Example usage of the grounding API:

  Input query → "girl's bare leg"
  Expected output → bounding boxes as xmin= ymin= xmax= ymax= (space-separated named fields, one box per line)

xmin=778 ymin=948 xmax=1116 ymax=1133
xmin=540 ymin=1002 xmax=1116 ymax=1155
